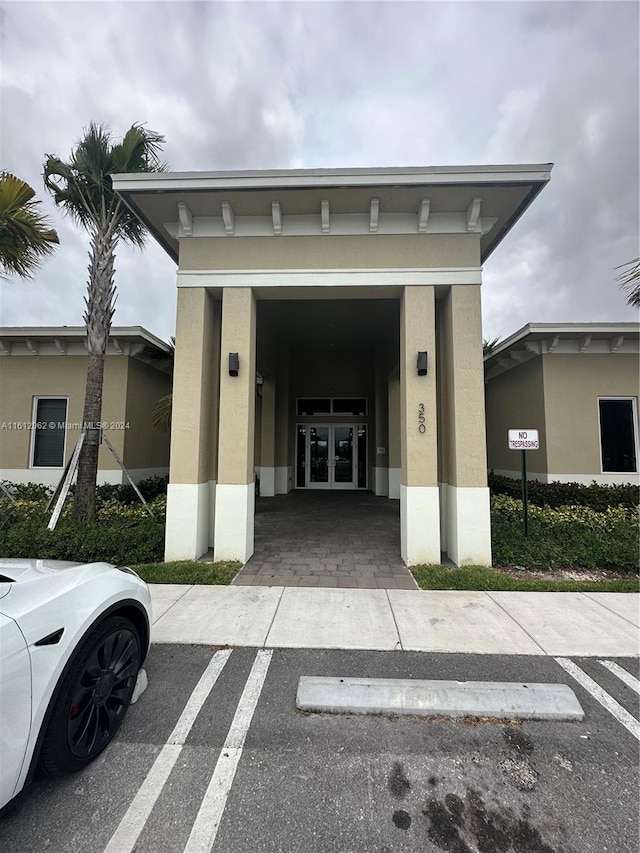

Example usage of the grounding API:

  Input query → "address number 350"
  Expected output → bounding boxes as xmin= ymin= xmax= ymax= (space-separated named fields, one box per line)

xmin=418 ymin=403 xmax=426 ymax=434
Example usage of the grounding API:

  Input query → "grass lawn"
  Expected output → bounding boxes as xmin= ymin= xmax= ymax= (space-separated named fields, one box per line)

xmin=133 ymin=560 xmax=638 ymax=592
xmin=134 ymin=560 xmax=242 ymax=585
xmin=411 ymin=564 xmax=639 ymax=593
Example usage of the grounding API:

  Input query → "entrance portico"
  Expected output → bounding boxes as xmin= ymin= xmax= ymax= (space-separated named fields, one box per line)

xmin=114 ymin=164 xmax=552 ymax=567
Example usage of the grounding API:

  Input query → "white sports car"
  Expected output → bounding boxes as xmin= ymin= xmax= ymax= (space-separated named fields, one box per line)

xmin=0 ymin=558 xmax=151 ymax=811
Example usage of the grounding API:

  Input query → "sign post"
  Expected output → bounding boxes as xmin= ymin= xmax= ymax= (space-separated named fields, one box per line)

xmin=508 ymin=429 xmax=540 ymax=537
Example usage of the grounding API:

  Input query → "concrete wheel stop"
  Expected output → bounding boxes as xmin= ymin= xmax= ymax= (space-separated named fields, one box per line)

xmin=296 ymin=676 xmax=585 ymax=722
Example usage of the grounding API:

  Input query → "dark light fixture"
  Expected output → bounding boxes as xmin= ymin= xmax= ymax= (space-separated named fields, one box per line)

xmin=229 ymin=352 xmax=239 ymax=376
xmin=417 ymin=351 xmax=428 ymax=376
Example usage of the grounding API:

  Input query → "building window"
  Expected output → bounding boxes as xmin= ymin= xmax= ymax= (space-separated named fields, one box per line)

xmin=599 ymin=398 xmax=637 ymax=473
xmin=32 ymin=398 xmax=67 ymax=467
xmin=296 ymin=397 xmax=367 ymax=417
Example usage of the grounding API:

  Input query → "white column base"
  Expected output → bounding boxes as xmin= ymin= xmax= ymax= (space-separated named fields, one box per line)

xmin=208 ymin=480 xmax=217 ymax=547
xmin=165 ymin=482 xmax=210 ymax=561
xmin=373 ymin=466 xmax=389 ymax=497
xmin=439 ymin=483 xmax=448 ymax=553
xmin=258 ymin=466 xmax=276 ymax=496
xmin=445 ymin=485 xmax=492 ymax=566
xmin=388 ymin=468 xmax=401 ymax=500
xmin=400 ymin=484 xmax=441 ymax=566
xmin=275 ymin=466 xmax=291 ymax=494
xmin=213 ymin=483 xmax=254 ymax=563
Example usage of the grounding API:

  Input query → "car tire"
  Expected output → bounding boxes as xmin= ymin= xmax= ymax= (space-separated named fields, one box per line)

xmin=39 ymin=616 xmax=141 ymax=776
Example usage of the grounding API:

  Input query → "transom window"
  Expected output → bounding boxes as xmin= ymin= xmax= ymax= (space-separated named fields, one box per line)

xmin=296 ymin=397 xmax=367 ymax=417
xmin=32 ymin=397 xmax=67 ymax=467
xmin=599 ymin=398 xmax=638 ymax=473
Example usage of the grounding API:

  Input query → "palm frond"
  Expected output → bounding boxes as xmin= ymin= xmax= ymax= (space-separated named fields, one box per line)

xmin=483 ymin=336 xmax=500 ymax=355
xmin=616 ymin=258 xmax=640 ymax=308
xmin=0 ymin=172 xmax=59 ymax=278
xmin=43 ymin=122 xmax=166 ymax=245
xmin=152 ymin=393 xmax=173 ymax=434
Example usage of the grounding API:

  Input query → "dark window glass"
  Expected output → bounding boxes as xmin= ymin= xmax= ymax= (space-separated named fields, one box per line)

xmin=332 ymin=398 xmax=367 ymax=416
xmin=297 ymin=398 xmax=331 ymax=416
xmin=296 ymin=425 xmax=306 ymax=487
xmin=309 ymin=427 xmax=329 ymax=483
xmin=33 ymin=398 xmax=67 ymax=467
xmin=333 ymin=426 xmax=353 ymax=484
xmin=599 ymin=400 xmax=637 ymax=472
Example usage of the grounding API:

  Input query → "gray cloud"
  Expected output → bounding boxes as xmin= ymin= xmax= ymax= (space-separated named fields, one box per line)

xmin=1 ymin=0 xmax=637 ymax=344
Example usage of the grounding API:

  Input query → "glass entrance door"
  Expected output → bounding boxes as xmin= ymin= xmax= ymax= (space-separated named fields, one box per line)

xmin=296 ymin=424 xmax=366 ymax=489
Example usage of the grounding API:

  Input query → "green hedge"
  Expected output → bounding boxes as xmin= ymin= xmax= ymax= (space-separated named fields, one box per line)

xmin=491 ymin=495 xmax=638 ymax=573
xmin=489 ymin=472 xmax=639 ymax=511
xmin=1 ymin=475 xmax=169 ymax=505
xmin=0 ymin=518 xmax=165 ymax=564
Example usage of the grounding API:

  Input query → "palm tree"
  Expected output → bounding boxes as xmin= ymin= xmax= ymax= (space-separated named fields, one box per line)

xmin=0 ymin=172 xmax=58 ymax=278
xmin=616 ymin=258 xmax=640 ymax=308
xmin=43 ymin=123 xmax=166 ymax=521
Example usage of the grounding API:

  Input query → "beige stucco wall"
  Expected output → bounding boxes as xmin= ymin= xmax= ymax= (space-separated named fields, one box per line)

xmin=169 ymin=288 xmax=221 ymax=484
xmin=217 ymin=288 xmax=257 ymax=484
xmin=274 ymin=348 xmax=291 ymax=471
xmin=400 ymin=286 xmax=438 ymax=486
xmin=122 ymin=358 xmax=172 ymax=471
xmin=485 ymin=357 xmax=547 ymax=474
xmin=180 ymin=233 xmax=481 ymax=271
xmin=542 ymin=353 xmax=639 ymax=476
xmin=438 ymin=286 xmax=487 ymax=487
xmin=0 ymin=355 xmax=129 ymax=472
xmin=388 ymin=366 xmax=401 ymax=470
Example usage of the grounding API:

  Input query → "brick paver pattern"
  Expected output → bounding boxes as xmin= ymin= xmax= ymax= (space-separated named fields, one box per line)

xmin=232 ymin=491 xmax=418 ymax=590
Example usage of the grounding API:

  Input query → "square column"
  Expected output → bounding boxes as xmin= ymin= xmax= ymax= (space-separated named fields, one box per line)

xmin=274 ymin=347 xmax=291 ymax=493
xmin=387 ymin=366 xmax=401 ymax=499
xmin=213 ymin=288 xmax=257 ymax=562
xmin=258 ymin=376 xmax=276 ymax=496
xmin=165 ymin=288 xmax=220 ymax=560
xmin=439 ymin=285 xmax=492 ymax=565
xmin=373 ymin=344 xmax=389 ymax=496
xmin=400 ymin=286 xmax=440 ymax=564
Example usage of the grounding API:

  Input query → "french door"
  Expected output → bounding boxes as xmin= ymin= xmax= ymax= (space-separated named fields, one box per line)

xmin=296 ymin=424 xmax=367 ymax=489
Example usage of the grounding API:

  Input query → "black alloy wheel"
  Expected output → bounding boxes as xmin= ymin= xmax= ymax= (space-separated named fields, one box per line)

xmin=40 ymin=616 xmax=141 ymax=775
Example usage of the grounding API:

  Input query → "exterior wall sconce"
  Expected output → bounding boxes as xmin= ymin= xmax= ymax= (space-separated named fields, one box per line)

xmin=417 ymin=351 xmax=428 ymax=376
xmin=229 ymin=352 xmax=239 ymax=376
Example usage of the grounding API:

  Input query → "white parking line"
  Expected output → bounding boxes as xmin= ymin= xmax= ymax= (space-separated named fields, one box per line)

xmin=599 ymin=660 xmax=640 ymax=695
xmin=183 ymin=649 xmax=273 ymax=853
xmin=103 ymin=649 xmax=232 ymax=853
xmin=555 ymin=657 xmax=640 ymax=742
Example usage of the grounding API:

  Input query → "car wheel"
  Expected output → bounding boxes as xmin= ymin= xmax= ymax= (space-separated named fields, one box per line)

xmin=39 ymin=616 xmax=141 ymax=776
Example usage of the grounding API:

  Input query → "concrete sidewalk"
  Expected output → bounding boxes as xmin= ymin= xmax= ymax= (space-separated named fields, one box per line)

xmin=149 ymin=585 xmax=640 ymax=657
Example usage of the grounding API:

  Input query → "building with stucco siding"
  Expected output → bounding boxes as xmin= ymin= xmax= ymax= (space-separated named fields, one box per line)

xmin=113 ymin=164 xmax=553 ymax=566
xmin=0 ymin=326 xmax=172 ymax=486
xmin=484 ymin=323 xmax=640 ymax=485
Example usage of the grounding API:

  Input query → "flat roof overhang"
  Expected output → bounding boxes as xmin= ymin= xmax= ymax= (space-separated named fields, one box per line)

xmin=484 ymin=321 xmax=640 ymax=380
xmin=112 ymin=164 xmax=553 ymax=265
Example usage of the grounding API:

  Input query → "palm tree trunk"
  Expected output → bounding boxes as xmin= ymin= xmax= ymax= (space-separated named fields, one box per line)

xmin=74 ymin=351 xmax=105 ymax=521
xmin=73 ymin=227 xmax=116 ymax=522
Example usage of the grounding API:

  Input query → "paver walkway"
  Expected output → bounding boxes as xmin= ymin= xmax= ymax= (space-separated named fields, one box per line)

xmin=232 ymin=491 xmax=418 ymax=589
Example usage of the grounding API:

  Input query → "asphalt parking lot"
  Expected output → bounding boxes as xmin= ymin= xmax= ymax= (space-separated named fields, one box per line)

xmin=1 ymin=646 xmax=638 ymax=853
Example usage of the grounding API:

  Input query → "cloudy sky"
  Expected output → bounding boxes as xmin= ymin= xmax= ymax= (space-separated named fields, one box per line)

xmin=1 ymin=0 xmax=638 ymax=343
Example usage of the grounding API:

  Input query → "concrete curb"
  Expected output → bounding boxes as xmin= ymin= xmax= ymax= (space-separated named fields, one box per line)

xmin=296 ymin=676 xmax=585 ymax=721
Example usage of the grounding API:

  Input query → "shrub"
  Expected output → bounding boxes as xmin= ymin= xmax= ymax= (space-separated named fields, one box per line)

xmin=95 ymin=475 xmax=169 ymax=505
xmin=491 ymin=495 xmax=639 ymax=573
xmin=489 ymin=472 xmax=639 ymax=511
xmin=0 ymin=481 xmax=53 ymax=501
xmin=0 ymin=517 xmax=165 ymax=564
